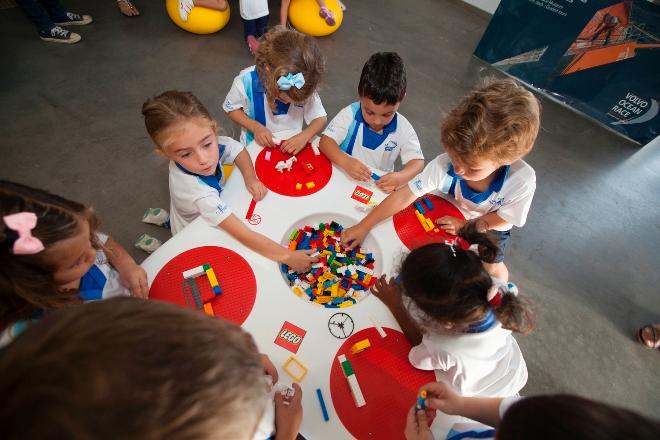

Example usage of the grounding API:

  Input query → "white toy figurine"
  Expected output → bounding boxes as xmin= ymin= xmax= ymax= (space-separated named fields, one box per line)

xmin=275 ymin=156 xmax=297 ymax=173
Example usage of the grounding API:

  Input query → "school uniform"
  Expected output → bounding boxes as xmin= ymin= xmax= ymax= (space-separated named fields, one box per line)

xmin=223 ymin=66 xmax=327 ymax=145
xmin=169 ymin=136 xmax=244 ymax=235
xmin=322 ymin=102 xmax=424 ymax=173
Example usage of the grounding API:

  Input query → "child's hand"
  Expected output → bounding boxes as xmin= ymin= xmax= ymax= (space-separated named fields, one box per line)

xmin=341 ymin=224 xmax=367 ymax=251
xmin=280 ymin=133 xmax=308 ymax=155
xmin=261 ymin=353 xmax=279 ymax=384
xmin=245 ymin=177 xmax=267 ymax=201
xmin=254 ymin=125 xmax=276 ymax=147
xmin=371 ymin=275 xmax=402 ymax=308
xmin=274 ymin=383 xmax=303 ymax=440
xmin=283 ymin=249 xmax=319 ymax=273
xmin=342 ymin=156 xmax=372 ymax=181
xmin=422 ymin=381 xmax=463 ymax=415
xmin=118 ymin=262 xmax=149 ymax=298
xmin=435 ymin=216 xmax=466 ymax=236
xmin=404 ymin=406 xmax=434 ymax=440
xmin=376 ymin=172 xmax=402 ymax=193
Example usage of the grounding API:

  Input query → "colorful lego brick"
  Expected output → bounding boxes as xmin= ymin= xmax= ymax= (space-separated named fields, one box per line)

xmin=423 ymin=197 xmax=434 ymax=210
xmin=304 ymin=162 xmax=315 ymax=174
xmin=370 ymin=315 xmax=387 ymax=338
xmin=371 ymin=172 xmax=381 ymax=181
xmin=306 ymin=181 xmax=316 ymax=189
xmin=295 ymin=182 xmax=303 ymax=190
xmin=337 ymin=354 xmax=366 ymax=407
xmin=205 ymin=267 xmax=219 ymax=287
xmin=350 ymin=338 xmax=371 ymax=354
xmin=414 ymin=201 xmax=425 ymax=215
xmin=185 ymin=278 xmax=203 ymax=309
xmin=203 ymin=302 xmax=214 ymax=317
xmin=416 ymin=390 xmax=427 ymax=410
xmin=316 ymin=388 xmax=330 ymax=422
xmin=283 ymin=356 xmax=308 ymax=382
xmin=311 ymin=142 xmax=321 ymax=156
xmin=182 ymin=265 xmax=206 ymax=279
xmin=265 ymin=150 xmax=272 ymax=161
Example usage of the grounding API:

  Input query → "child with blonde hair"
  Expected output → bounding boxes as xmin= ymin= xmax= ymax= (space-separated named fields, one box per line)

xmin=372 ymin=222 xmax=536 ymax=398
xmin=344 ymin=78 xmax=541 ymax=282
xmin=223 ymin=26 xmax=327 ymax=154
xmin=142 ymin=90 xmax=316 ymax=272
xmin=0 ymin=180 xmax=147 ymax=345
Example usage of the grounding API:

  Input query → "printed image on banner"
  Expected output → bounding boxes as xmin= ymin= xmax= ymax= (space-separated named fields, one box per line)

xmin=474 ymin=0 xmax=659 ymax=144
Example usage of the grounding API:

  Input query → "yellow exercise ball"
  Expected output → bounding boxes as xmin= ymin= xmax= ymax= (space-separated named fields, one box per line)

xmin=166 ymin=0 xmax=230 ymax=35
xmin=288 ymin=0 xmax=343 ymax=37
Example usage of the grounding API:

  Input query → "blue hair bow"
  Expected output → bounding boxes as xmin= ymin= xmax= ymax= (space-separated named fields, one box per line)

xmin=277 ymin=73 xmax=306 ymax=91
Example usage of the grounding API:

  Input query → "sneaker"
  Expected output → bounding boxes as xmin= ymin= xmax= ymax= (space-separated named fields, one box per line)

xmin=142 ymin=207 xmax=170 ymax=228
xmin=134 ymin=233 xmax=162 ymax=253
xmin=39 ymin=26 xmax=81 ymax=44
xmin=54 ymin=12 xmax=93 ymax=26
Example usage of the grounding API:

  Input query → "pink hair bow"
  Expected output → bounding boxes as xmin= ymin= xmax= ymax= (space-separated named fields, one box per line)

xmin=3 ymin=212 xmax=45 ymax=255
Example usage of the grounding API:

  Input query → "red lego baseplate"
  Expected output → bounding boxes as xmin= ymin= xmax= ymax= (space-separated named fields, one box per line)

xmin=329 ymin=327 xmax=436 ymax=439
xmin=255 ymin=143 xmax=332 ymax=197
xmin=392 ymin=194 xmax=466 ymax=250
xmin=148 ymin=246 xmax=256 ymax=326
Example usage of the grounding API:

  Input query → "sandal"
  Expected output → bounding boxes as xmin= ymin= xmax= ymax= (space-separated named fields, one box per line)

xmin=319 ymin=6 xmax=336 ymax=26
xmin=116 ymin=0 xmax=140 ymax=16
xmin=637 ymin=324 xmax=660 ymax=349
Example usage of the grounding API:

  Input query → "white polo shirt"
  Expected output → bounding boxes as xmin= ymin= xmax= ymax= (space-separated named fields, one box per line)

xmin=408 ymin=153 xmax=536 ymax=231
xmin=223 ymin=66 xmax=327 ymax=146
xmin=322 ymin=102 xmax=424 ymax=173
xmin=169 ymin=136 xmax=243 ymax=234
xmin=238 ymin=0 xmax=268 ymax=20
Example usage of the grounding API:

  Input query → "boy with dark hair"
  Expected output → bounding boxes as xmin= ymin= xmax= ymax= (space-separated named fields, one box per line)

xmin=320 ymin=52 xmax=424 ymax=193
xmin=0 ymin=298 xmax=302 ymax=440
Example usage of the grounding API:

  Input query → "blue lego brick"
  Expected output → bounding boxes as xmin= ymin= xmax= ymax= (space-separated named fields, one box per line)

xmin=371 ymin=172 xmax=381 ymax=181
xmin=213 ymin=286 xmax=222 ymax=295
xmin=414 ymin=201 xmax=425 ymax=215
xmin=423 ymin=197 xmax=434 ymax=210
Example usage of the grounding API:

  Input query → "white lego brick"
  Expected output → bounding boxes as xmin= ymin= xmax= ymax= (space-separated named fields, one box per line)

xmin=182 ymin=265 xmax=206 ymax=279
xmin=346 ymin=373 xmax=366 ymax=407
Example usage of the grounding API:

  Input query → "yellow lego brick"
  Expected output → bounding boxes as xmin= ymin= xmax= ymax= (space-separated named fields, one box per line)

xmin=306 ymin=181 xmax=315 ymax=189
xmin=339 ymin=301 xmax=353 ymax=308
xmin=350 ymin=338 xmax=371 ymax=354
xmin=425 ymin=218 xmax=435 ymax=230
xmin=330 ymin=283 xmax=339 ymax=297
xmin=351 ymin=273 xmax=358 ymax=279
xmin=295 ymin=183 xmax=303 ymax=190
xmin=283 ymin=356 xmax=308 ymax=382
xmin=293 ymin=287 xmax=304 ymax=297
xmin=205 ymin=268 xmax=219 ymax=287
xmin=315 ymin=296 xmax=332 ymax=304
xmin=364 ymin=274 xmax=372 ymax=285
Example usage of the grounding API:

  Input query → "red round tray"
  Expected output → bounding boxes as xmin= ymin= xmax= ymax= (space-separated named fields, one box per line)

xmin=393 ymin=194 xmax=465 ymax=250
xmin=329 ymin=327 xmax=435 ymax=439
xmin=254 ymin=143 xmax=332 ymax=197
xmin=148 ymin=246 xmax=256 ymax=326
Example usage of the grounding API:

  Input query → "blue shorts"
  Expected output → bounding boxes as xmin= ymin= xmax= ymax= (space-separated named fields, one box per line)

xmin=489 ymin=229 xmax=511 ymax=263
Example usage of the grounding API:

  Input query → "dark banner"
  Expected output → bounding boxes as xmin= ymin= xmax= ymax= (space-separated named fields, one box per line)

xmin=474 ymin=0 xmax=660 ymax=145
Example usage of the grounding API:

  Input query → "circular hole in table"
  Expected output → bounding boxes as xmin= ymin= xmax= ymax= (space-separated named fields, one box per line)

xmin=330 ymin=327 xmax=436 ymax=439
xmin=148 ymin=246 xmax=256 ymax=325
xmin=254 ymin=143 xmax=333 ymax=196
xmin=280 ymin=212 xmax=382 ymax=308
xmin=393 ymin=194 xmax=465 ymax=250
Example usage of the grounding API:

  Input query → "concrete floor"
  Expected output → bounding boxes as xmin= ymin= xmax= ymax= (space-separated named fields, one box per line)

xmin=2 ymin=0 xmax=659 ymax=425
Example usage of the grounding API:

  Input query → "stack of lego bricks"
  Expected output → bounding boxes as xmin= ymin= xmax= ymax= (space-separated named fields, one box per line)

xmin=282 ymin=221 xmax=377 ymax=308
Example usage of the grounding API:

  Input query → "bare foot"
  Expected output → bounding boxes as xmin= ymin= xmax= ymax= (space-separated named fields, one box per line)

xmin=116 ymin=0 xmax=140 ymax=17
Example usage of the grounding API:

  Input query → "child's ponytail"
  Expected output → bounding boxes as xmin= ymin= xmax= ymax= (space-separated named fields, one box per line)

xmin=491 ymin=287 xmax=536 ymax=334
xmin=457 ymin=219 xmax=499 ymax=264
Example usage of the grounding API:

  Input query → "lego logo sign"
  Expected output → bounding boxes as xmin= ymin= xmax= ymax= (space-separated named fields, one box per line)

xmin=351 ymin=186 xmax=373 ymax=204
xmin=274 ymin=321 xmax=307 ymax=354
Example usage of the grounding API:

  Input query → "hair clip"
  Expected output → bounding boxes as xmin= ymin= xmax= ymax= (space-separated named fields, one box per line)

xmin=444 ymin=240 xmax=457 ymax=257
xmin=487 ymin=284 xmax=502 ymax=308
xmin=277 ymin=73 xmax=305 ymax=91
xmin=3 ymin=212 xmax=45 ymax=255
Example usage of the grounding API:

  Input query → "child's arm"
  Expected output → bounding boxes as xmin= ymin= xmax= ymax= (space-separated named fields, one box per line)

xmin=233 ymin=149 xmax=267 ymax=201
xmin=192 ymin=0 xmax=227 ymax=11
xmin=226 ymin=109 xmax=276 ymax=147
xmin=319 ymin=135 xmax=372 ymax=181
xmin=371 ymin=275 xmax=422 ymax=345
xmin=436 ymin=211 xmax=508 ymax=236
xmin=280 ymin=116 xmax=327 ymax=155
xmin=274 ymin=383 xmax=303 ymax=440
xmin=376 ymin=159 xmax=424 ymax=193
xmin=343 ymin=185 xmax=418 ymax=250
xmin=105 ymin=238 xmax=149 ymax=298
xmin=219 ymin=214 xmax=317 ymax=272
xmin=280 ymin=0 xmax=291 ymax=26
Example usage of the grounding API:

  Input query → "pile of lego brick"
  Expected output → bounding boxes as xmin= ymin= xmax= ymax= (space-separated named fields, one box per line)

xmin=282 ymin=221 xmax=377 ymax=308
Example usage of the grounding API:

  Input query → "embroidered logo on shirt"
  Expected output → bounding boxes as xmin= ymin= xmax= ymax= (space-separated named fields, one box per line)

xmin=489 ymin=196 xmax=505 ymax=207
xmin=384 ymin=140 xmax=398 ymax=152
xmin=216 ymin=204 xmax=229 ymax=214
xmin=413 ymin=178 xmax=423 ymax=192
